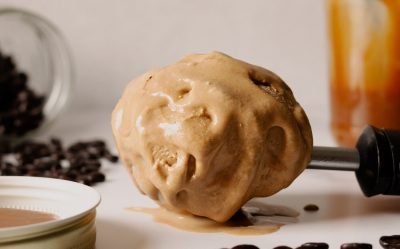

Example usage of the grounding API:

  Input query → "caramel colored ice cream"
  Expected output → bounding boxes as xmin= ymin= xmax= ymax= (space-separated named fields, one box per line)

xmin=112 ymin=52 xmax=312 ymax=222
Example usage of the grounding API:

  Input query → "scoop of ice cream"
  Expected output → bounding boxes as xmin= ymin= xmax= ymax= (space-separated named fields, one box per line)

xmin=112 ymin=52 xmax=313 ymax=222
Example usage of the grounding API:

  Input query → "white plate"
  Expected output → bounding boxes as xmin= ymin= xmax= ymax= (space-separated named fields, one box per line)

xmin=0 ymin=176 xmax=101 ymax=242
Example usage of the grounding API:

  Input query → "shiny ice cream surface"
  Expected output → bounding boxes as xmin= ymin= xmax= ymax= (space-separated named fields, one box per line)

xmin=112 ymin=52 xmax=313 ymax=222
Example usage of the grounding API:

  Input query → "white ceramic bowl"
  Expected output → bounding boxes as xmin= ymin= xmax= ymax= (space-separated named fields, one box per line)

xmin=0 ymin=176 xmax=101 ymax=249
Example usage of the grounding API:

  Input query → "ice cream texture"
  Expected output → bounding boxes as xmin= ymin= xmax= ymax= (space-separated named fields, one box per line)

xmin=112 ymin=52 xmax=313 ymax=222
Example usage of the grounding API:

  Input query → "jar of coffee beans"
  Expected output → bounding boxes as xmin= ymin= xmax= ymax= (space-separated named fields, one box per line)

xmin=0 ymin=7 xmax=73 ymax=142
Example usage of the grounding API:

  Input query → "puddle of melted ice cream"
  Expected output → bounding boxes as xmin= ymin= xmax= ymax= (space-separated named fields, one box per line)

xmin=127 ymin=200 xmax=299 ymax=235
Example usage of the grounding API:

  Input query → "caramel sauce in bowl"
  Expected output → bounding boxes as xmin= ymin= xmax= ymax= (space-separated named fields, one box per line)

xmin=0 ymin=176 xmax=101 ymax=249
xmin=0 ymin=208 xmax=58 ymax=228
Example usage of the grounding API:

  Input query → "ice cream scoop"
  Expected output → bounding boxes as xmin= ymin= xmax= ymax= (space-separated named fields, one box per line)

xmin=309 ymin=125 xmax=400 ymax=197
xmin=111 ymin=52 xmax=313 ymax=222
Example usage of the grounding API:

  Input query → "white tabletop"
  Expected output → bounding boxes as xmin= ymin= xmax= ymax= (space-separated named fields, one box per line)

xmin=43 ymin=108 xmax=400 ymax=249
xmin=2 ymin=1 xmax=398 ymax=247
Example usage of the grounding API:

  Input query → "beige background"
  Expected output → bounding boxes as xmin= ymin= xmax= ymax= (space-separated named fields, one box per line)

xmin=0 ymin=0 xmax=329 ymax=130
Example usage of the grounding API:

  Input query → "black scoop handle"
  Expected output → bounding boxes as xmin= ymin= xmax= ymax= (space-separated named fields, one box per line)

xmin=356 ymin=125 xmax=400 ymax=196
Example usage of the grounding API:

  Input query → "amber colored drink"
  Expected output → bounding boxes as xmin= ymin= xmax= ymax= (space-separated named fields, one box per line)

xmin=328 ymin=0 xmax=400 ymax=147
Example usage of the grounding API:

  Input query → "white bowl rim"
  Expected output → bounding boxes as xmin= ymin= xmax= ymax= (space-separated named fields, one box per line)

xmin=0 ymin=176 xmax=101 ymax=241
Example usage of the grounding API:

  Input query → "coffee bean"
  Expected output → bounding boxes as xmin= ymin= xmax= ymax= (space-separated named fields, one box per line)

xmin=18 ymin=165 xmax=28 ymax=175
xmin=303 ymin=204 xmax=319 ymax=212
xmin=1 ymin=165 xmax=20 ymax=176
xmin=26 ymin=169 xmax=41 ymax=177
xmin=0 ymin=137 xmax=118 ymax=186
xmin=340 ymin=243 xmax=372 ymax=249
xmin=58 ymin=174 xmax=73 ymax=181
xmin=33 ymin=158 xmax=54 ymax=171
xmin=86 ymin=159 xmax=102 ymax=168
xmin=88 ymin=172 xmax=105 ymax=183
xmin=87 ymin=150 xmax=101 ymax=160
xmin=68 ymin=157 xmax=86 ymax=168
xmin=50 ymin=138 xmax=63 ymax=152
xmin=16 ymin=72 xmax=27 ymax=85
xmin=296 ymin=242 xmax=329 ymax=249
xmin=0 ymin=55 xmax=14 ymax=72
xmin=43 ymin=170 xmax=58 ymax=178
xmin=80 ymin=165 xmax=98 ymax=174
xmin=78 ymin=176 xmax=93 ymax=186
xmin=65 ymin=170 xmax=79 ymax=179
xmin=67 ymin=143 xmax=86 ymax=153
xmin=104 ymin=151 xmax=119 ymax=163
xmin=231 ymin=245 xmax=259 ymax=249
xmin=0 ymin=142 xmax=11 ymax=153
xmin=380 ymin=235 xmax=400 ymax=249
xmin=274 ymin=246 xmax=293 ymax=249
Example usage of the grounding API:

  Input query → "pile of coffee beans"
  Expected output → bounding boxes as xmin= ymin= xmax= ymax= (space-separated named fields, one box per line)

xmin=226 ymin=235 xmax=400 ymax=249
xmin=0 ymin=50 xmax=45 ymax=136
xmin=0 ymin=138 xmax=118 ymax=186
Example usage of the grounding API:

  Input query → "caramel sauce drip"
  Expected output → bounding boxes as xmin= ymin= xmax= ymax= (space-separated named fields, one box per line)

xmin=329 ymin=0 xmax=400 ymax=147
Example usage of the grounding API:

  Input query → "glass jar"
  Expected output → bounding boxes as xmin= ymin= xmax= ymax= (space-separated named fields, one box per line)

xmin=0 ymin=7 xmax=73 ymax=142
xmin=328 ymin=0 xmax=400 ymax=147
